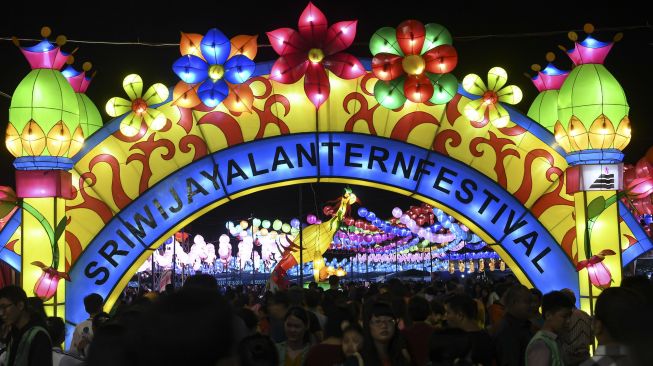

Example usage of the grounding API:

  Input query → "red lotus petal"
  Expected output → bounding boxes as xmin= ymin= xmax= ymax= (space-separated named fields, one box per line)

xmin=627 ymin=177 xmax=653 ymax=199
xmin=324 ymin=20 xmax=357 ymax=55
xmin=298 ymin=2 xmax=328 ymax=44
xmin=270 ymin=54 xmax=309 ymax=84
xmin=371 ymin=53 xmax=404 ymax=81
xmin=598 ymin=249 xmax=617 ymax=256
xmin=324 ymin=53 xmax=365 ymax=79
xmin=304 ymin=63 xmax=330 ymax=108
xmin=588 ymin=255 xmax=605 ymax=265
xmin=396 ymin=20 xmax=426 ymax=55
xmin=267 ymin=28 xmax=309 ymax=56
xmin=404 ymin=74 xmax=434 ymax=103
xmin=423 ymin=45 xmax=458 ymax=74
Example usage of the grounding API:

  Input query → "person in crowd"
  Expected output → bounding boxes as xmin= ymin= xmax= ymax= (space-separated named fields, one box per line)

xmin=525 ymin=291 xmax=573 ymax=366
xmin=268 ymin=291 xmax=291 ymax=343
xmin=361 ymin=301 xmax=410 ymax=366
xmin=528 ymin=288 xmax=544 ymax=331
xmin=559 ymin=289 xmax=592 ymax=366
xmin=238 ymin=333 xmax=279 ymax=366
xmin=304 ymin=306 xmax=350 ymax=365
xmin=341 ymin=324 xmax=365 ymax=366
xmin=70 ymin=292 xmax=103 ymax=357
xmin=46 ymin=317 xmax=84 ymax=366
xmin=402 ymin=295 xmax=434 ymax=366
xmin=441 ymin=293 xmax=495 ymax=365
xmin=426 ymin=300 xmax=446 ymax=330
xmin=276 ymin=306 xmax=312 ymax=366
xmin=487 ymin=283 xmax=507 ymax=328
xmin=0 ymin=285 xmax=52 ymax=366
xmin=305 ymin=289 xmax=327 ymax=330
xmin=492 ymin=284 xmax=533 ymax=366
xmin=580 ymin=287 xmax=645 ymax=366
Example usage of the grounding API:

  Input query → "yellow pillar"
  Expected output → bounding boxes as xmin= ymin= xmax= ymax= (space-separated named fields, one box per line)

xmin=573 ymin=188 xmax=623 ymax=316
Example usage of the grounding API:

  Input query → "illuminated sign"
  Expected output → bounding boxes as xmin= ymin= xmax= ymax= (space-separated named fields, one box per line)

xmin=581 ymin=164 xmax=623 ymax=190
xmin=66 ymin=133 xmax=579 ymax=325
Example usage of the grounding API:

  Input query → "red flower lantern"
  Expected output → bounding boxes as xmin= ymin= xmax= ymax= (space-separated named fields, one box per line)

xmin=32 ymin=261 xmax=70 ymax=301
xmin=266 ymin=2 xmax=365 ymax=108
xmin=575 ymin=249 xmax=616 ymax=289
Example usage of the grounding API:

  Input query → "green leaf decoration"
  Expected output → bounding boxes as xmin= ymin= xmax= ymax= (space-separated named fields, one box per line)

xmin=587 ymin=196 xmax=606 ymax=221
xmin=369 ymin=27 xmax=403 ymax=56
xmin=421 ymin=23 xmax=452 ymax=53
xmin=374 ymin=77 xmax=407 ymax=109
xmin=427 ymin=73 xmax=458 ymax=104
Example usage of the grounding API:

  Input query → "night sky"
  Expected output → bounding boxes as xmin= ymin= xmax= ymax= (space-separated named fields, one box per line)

xmin=1 ymin=2 xmax=650 ymax=240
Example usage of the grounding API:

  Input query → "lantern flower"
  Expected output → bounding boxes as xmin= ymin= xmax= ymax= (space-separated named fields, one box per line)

xmin=575 ymin=249 xmax=616 ymax=289
xmin=105 ymin=74 xmax=169 ymax=137
xmin=462 ymin=67 xmax=523 ymax=128
xmin=172 ymin=29 xmax=257 ymax=111
xmin=370 ymin=20 xmax=458 ymax=109
xmin=625 ymin=177 xmax=653 ymax=200
xmin=31 ymin=261 xmax=70 ymax=301
xmin=266 ymin=2 xmax=365 ymax=108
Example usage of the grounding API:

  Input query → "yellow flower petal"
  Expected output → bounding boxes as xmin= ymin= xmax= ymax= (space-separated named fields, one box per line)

xmin=122 ymin=74 xmax=143 ymax=100
xmin=105 ymin=97 xmax=132 ymax=117
xmin=463 ymin=98 xmax=486 ymax=122
xmin=143 ymin=83 xmax=170 ymax=106
xmin=462 ymin=74 xmax=486 ymax=96
xmin=497 ymin=85 xmax=523 ymax=105
xmin=487 ymin=67 xmax=508 ymax=91
xmin=488 ymin=104 xmax=510 ymax=128
xmin=119 ymin=112 xmax=142 ymax=137
xmin=144 ymin=109 xmax=166 ymax=131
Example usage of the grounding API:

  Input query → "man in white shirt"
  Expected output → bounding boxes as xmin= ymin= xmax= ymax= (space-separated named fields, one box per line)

xmin=69 ymin=293 xmax=103 ymax=358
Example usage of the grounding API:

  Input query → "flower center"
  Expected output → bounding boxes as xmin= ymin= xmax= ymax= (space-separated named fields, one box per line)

xmin=482 ymin=90 xmax=498 ymax=105
xmin=308 ymin=48 xmax=325 ymax=63
xmin=131 ymin=98 xmax=148 ymax=115
xmin=208 ymin=64 xmax=225 ymax=81
xmin=402 ymin=55 xmax=426 ymax=76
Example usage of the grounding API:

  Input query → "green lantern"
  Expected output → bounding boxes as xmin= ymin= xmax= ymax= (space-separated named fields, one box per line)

xmin=526 ymin=54 xmax=569 ymax=132
xmin=63 ymin=62 xmax=103 ymax=137
xmin=6 ymin=29 xmax=82 ymax=158
xmin=554 ymin=31 xmax=630 ymax=153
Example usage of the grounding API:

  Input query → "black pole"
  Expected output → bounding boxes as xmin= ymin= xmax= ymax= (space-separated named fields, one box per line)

xmin=172 ymin=235 xmax=176 ymax=289
xmin=151 ymin=250 xmax=155 ymax=291
xmin=299 ymin=185 xmax=304 ymax=287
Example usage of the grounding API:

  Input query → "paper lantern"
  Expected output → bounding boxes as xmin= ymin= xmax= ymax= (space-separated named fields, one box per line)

xmin=173 ymin=29 xmax=257 ymax=110
xmin=106 ymin=74 xmax=169 ymax=136
xmin=370 ymin=20 xmax=458 ymax=108
xmin=266 ymin=3 xmax=364 ymax=108
xmin=462 ymin=67 xmax=522 ymax=128
xmin=555 ymin=32 xmax=630 ymax=152
xmin=8 ymin=30 xmax=82 ymax=158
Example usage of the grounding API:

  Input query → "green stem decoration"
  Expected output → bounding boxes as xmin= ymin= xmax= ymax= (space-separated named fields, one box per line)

xmin=20 ymin=200 xmax=66 ymax=269
xmin=583 ymin=192 xmax=624 ymax=260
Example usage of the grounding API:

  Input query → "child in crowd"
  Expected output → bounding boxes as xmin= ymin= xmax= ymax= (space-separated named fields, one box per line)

xmin=341 ymin=324 xmax=365 ymax=366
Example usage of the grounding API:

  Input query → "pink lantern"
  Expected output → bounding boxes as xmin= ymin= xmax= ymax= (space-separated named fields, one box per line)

xmin=31 ymin=261 xmax=70 ymax=301
xmin=575 ymin=249 xmax=616 ymax=290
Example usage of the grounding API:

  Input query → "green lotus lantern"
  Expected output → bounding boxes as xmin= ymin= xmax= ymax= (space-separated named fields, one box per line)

xmin=62 ymin=61 xmax=103 ymax=137
xmin=554 ymin=25 xmax=630 ymax=153
xmin=6 ymin=27 xmax=83 ymax=159
xmin=526 ymin=53 xmax=569 ymax=132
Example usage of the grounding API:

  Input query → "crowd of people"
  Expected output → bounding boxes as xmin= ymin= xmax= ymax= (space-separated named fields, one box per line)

xmin=0 ymin=272 xmax=652 ymax=366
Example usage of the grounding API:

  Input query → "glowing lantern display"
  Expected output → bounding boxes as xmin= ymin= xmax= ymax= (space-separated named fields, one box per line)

xmin=266 ymin=2 xmax=365 ymax=108
xmin=526 ymin=53 xmax=569 ymax=132
xmin=31 ymin=261 xmax=70 ymax=301
xmin=62 ymin=61 xmax=103 ymax=137
xmin=576 ymin=249 xmax=616 ymax=289
xmin=555 ymin=25 xmax=630 ymax=153
xmin=172 ymin=29 xmax=257 ymax=111
xmin=462 ymin=67 xmax=523 ymax=128
xmin=7 ymin=27 xmax=83 ymax=158
xmin=369 ymin=20 xmax=458 ymax=108
xmin=105 ymin=74 xmax=169 ymax=137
